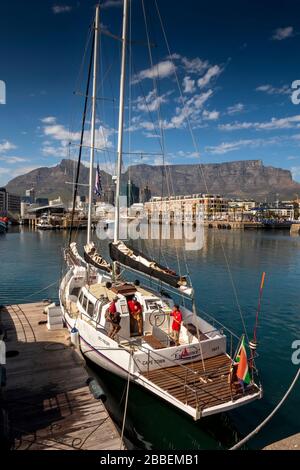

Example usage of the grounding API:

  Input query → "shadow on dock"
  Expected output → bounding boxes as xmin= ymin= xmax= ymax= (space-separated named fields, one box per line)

xmin=0 ymin=302 xmax=123 ymax=450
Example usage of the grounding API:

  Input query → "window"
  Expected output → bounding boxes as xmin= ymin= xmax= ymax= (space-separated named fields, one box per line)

xmin=78 ymin=290 xmax=84 ymax=304
xmin=87 ymin=301 xmax=94 ymax=317
xmin=82 ymin=295 xmax=88 ymax=311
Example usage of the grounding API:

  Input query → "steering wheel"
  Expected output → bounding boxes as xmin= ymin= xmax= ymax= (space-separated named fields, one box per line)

xmin=149 ymin=308 xmax=168 ymax=327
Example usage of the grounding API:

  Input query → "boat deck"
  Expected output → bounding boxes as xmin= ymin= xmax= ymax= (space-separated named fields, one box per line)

xmin=142 ymin=353 xmax=259 ymax=414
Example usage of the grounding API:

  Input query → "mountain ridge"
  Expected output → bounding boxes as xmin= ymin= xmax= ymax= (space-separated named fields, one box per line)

xmin=5 ymin=158 xmax=300 ymax=201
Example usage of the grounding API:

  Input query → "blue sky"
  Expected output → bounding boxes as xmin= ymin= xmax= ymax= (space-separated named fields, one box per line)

xmin=1 ymin=0 xmax=300 ymax=186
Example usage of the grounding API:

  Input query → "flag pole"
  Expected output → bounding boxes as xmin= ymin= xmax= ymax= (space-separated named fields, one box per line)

xmin=249 ymin=272 xmax=266 ymax=375
xmin=252 ymin=271 xmax=266 ymax=345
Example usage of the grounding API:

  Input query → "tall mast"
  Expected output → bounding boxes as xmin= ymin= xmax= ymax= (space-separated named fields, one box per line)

xmin=114 ymin=0 xmax=129 ymax=243
xmin=87 ymin=5 xmax=100 ymax=245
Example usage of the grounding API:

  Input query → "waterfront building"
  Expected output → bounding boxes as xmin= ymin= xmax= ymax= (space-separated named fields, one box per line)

xmin=103 ymin=185 xmax=115 ymax=206
xmin=0 ymin=187 xmax=6 ymax=213
xmin=228 ymin=199 xmax=257 ymax=221
xmin=141 ymin=185 xmax=151 ymax=203
xmin=251 ymin=202 xmax=295 ymax=221
xmin=0 ymin=187 xmax=21 ymax=215
xmin=36 ymin=197 xmax=49 ymax=206
xmin=25 ymin=188 xmax=35 ymax=204
xmin=127 ymin=180 xmax=140 ymax=206
xmin=145 ymin=194 xmax=228 ymax=221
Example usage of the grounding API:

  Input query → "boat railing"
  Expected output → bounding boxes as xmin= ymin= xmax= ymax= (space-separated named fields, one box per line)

xmin=140 ymin=347 xmax=225 ymax=410
xmin=76 ymin=305 xmax=260 ymax=409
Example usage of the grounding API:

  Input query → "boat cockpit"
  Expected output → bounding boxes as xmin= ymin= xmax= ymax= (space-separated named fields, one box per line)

xmin=63 ymin=270 xmax=224 ymax=354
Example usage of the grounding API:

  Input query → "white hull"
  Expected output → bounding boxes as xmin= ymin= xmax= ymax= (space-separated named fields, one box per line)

xmin=59 ymin=265 xmax=262 ymax=421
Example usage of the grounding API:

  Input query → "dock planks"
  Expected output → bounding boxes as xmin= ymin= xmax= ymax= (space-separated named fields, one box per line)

xmin=0 ymin=302 xmax=123 ymax=450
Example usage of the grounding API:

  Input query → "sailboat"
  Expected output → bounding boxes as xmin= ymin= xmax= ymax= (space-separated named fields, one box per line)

xmin=59 ymin=1 xmax=263 ymax=421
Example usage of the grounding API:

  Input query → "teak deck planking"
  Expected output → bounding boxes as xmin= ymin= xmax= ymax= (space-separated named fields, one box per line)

xmin=142 ymin=354 xmax=257 ymax=411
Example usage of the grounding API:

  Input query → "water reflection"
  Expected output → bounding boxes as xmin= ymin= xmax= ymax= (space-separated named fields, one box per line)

xmin=1 ymin=226 xmax=300 ymax=448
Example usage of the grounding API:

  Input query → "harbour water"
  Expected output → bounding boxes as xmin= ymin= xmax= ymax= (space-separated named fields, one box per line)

xmin=1 ymin=227 xmax=299 ymax=449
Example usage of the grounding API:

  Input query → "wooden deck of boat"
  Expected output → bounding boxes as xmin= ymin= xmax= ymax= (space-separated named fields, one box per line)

xmin=0 ymin=302 xmax=124 ymax=450
xmin=142 ymin=353 xmax=258 ymax=412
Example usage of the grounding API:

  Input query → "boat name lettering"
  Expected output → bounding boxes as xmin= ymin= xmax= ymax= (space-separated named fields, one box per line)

xmin=98 ymin=336 xmax=110 ymax=347
xmin=141 ymin=358 xmax=165 ymax=366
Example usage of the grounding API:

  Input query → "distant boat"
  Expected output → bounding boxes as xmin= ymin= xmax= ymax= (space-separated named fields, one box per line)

xmin=0 ymin=217 xmax=8 ymax=234
xmin=0 ymin=220 xmax=6 ymax=234
xmin=36 ymin=213 xmax=54 ymax=230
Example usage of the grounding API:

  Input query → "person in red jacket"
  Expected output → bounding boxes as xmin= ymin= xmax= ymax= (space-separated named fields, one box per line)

xmin=127 ymin=296 xmax=143 ymax=336
xmin=106 ymin=296 xmax=121 ymax=339
xmin=170 ymin=305 xmax=182 ymax=346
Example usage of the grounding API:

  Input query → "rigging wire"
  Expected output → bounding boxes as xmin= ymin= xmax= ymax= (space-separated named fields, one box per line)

xmin=68 ymin=30 xmax=95 ymax=246
xmin=153 ymin=0 xmax=250 ymax=343
xmin=141 ymin=0 xmax=183 ymax=290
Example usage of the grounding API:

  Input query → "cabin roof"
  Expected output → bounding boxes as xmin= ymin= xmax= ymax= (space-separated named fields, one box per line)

xmin=88 ymin=283 xmax=116 ymax=301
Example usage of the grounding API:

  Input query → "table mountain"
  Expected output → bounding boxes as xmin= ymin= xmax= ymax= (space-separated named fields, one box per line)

xmin=5 ymin=158 xmax=300 ymax=201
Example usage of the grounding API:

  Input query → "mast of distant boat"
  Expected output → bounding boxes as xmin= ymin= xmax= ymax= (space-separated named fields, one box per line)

xmin=114 ymin=0 xmax=129 ymax=244
xmin=87 ymin=5 xmax=100 ymax=245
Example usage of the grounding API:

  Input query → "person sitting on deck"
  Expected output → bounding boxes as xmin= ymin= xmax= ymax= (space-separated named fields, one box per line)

xmin=127 ymin=296 xmax=143 ymax=336
xmin=105 ymin=296 xmax=121 ymax=340
xmin=170 ymin=305 xmax=182 ymax=346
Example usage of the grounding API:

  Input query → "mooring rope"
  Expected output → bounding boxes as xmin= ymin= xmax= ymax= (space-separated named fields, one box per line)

xmin=120 ymin=348 xmax=133 ymax=449
xmin=230 ymin=367 xmax=300 ymax=450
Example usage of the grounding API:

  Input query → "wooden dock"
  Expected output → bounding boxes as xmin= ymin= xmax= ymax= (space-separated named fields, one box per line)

xmin=263 ymin=433 xmax=300 ymax=450
xmin=0 ymin=302 xmax=124 ymax=450
xmin=290 ymin=223 xmax=300 ymax=236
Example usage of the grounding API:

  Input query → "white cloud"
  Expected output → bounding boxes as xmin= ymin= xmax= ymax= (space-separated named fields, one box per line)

xmin=0 ymin=156 xmax=28 ymax=164
xmin=135 ymin=90 xmax=170 ymax=113
xmin=0 ymin=140 xmax=17 ymax=153
xmin=41 ymin=145 xmax=68 ymax=157
xmin=132 ymin=60 xmax=175 ymax=84
xmin=176 ymin=150 xmax=200 ymax=159
xmin=52 ymin=5 xmax=73 ymax=14
xmin=256 ymin=84 xmax=290 ymax=95
xmin=198 ymin=65 xmax=221 ymax=88
xmin=159 ymin=89 xmax=213 ymax=130
xmin=190 ymin=89 xmax=213 ymax=109
xmin=291 ymin=166 xmax=300 ymax=181
xmin=181 ymin=56 xmax=209 ymax=74
xmin=227 ymin=103 xmax=244 ymax=115
xmin=219 ymin=115 xmax=300 ymax=131
xmin=202 ymin=110 xmax=220 ymax=120
xmin=41 ymin=120 xmax=113 ymax=154
xmin=206 ymin=138 xmax=279 ymax=154
xmin=101 ymin=0 xmax=123 ymax=9
xmin=43 ymin=123 xmax=79 ymax=141
xmin=153 ymin=156 xmax=171 ymax=166
xmin=41 ymin=116 xmax=57 ymax=124
xmin=183 ymin=76 xmax=196 ymax=93
xmin=272 ymin=26 xmax=294 ymax=41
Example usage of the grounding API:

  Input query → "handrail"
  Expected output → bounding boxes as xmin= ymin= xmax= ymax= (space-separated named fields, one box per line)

xmin=66 ymin=295 xmax=259 ymax=410
xmin=76 ymin=302 xmax=236 ymax=380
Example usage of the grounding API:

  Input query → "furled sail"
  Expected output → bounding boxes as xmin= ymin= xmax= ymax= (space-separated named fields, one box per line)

xmin=65 ymin=242 xmax=85 ymax=267
xmin=109 ymin=241 xmax=192 ymax=295
xmin=84 ymin=242 xmax=112 ymax=272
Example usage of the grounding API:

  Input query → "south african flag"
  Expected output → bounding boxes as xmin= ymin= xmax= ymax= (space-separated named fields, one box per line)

xmin=236 ymin=335 xmax=251 ymax=385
